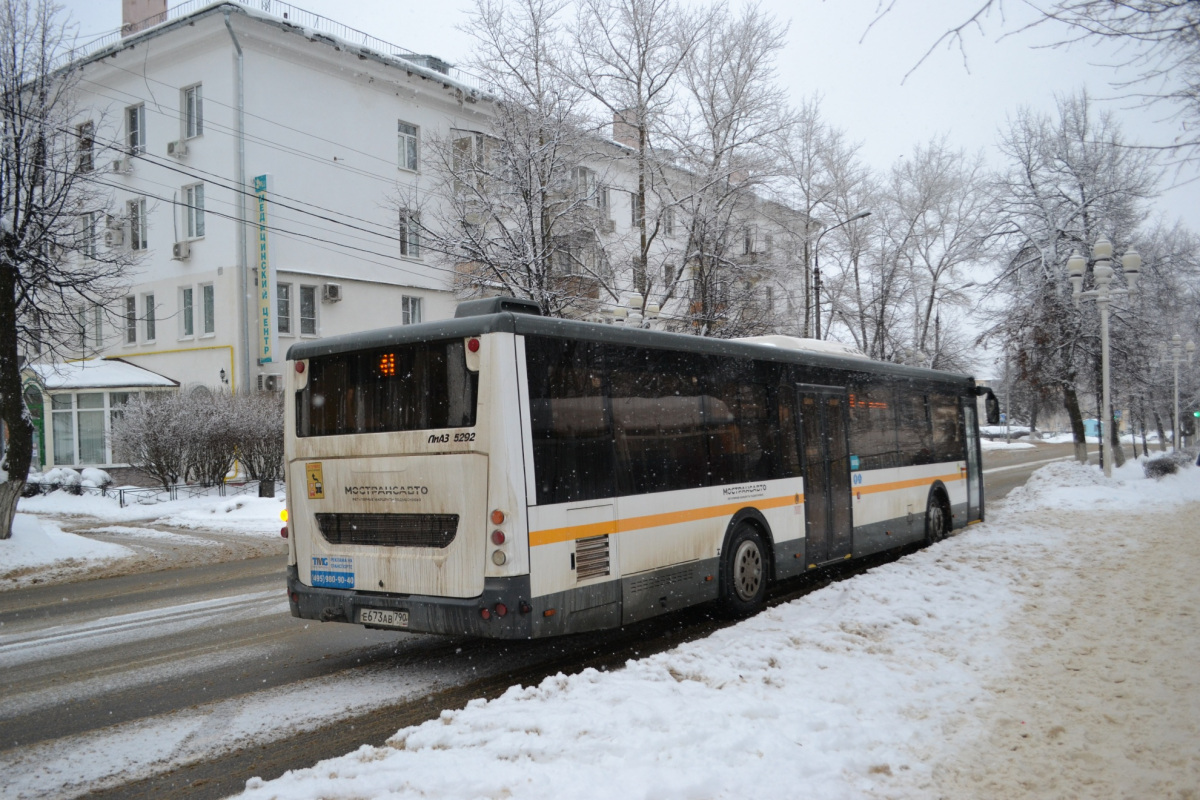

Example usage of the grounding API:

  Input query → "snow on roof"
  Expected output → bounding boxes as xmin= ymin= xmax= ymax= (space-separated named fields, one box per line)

xmin=733 ymin=335 xmax=870 ymax=360
xmin=28 ymin=360 xmax=179 ymax=390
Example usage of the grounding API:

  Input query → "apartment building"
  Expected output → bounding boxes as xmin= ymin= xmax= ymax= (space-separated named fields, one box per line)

xmin=25 ymin=0 xmax=798 ymax=470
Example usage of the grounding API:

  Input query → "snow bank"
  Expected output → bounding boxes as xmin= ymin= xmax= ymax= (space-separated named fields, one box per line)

xmin=0 ymin=515 xmax=132 ymax=585
xmin=17 ymin=492 xmax=286 ymax=535
xmin=237 ymin=462 xmax=1200 ymax=800
xmin=979 ymin=438 xmax=1036 ymax=451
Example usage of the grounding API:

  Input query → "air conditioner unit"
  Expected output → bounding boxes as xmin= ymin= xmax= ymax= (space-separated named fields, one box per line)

xmin=321 ymin=282 xmax=342 ymax=302
xmin=172 ymin=240 xmax=191 ymax=260
xmin=167 ymin=140 xmax=188 ymax=158
xmin=110 ymin=158 xmax=131 ymax=174
xmin=260 ymin=374 xmax=282 ymax=392
xmin=600 ymin=218 xmax=616 ymax=234
xmin=104 ymin=228 xmax=124 ymax=247
xmin=105 ymin=214 xmax=123 ymax=230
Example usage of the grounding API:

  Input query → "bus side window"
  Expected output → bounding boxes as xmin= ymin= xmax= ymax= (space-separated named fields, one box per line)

xmin=526 ymin=337 xmax=615 ymax=505
xmin=607 ymin=346 xmax=711 ymax=495
xmin=708 ymin=360 xmax=772 ymax=484
xmin=775 ymin=385 xmax=802 ymax=479
xmin=848 ymin=378 xmax=899 ymax=470
xmin=929 ymin=393 xmax=964 ymax=461
xmin=897 ymin=391 xmax=934 ymax=465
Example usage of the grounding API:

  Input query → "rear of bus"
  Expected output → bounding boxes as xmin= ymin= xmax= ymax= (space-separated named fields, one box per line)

xmin=283 ymin=310 xmax=536 ymax=638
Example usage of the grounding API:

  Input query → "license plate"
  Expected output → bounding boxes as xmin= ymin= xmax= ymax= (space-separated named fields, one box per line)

xmin=358 ymin=608 xmax=409 ymax=628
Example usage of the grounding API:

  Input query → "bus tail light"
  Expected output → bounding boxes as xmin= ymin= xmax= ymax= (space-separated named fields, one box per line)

xmin=491 ymin=550 xmax=507 ymax=566
xmin=480 ymin=607 xmax=492 ymax=620
xmin=491 ymin=530 xmax=506 ymax=545
xmin=490 ymin=509 xmax=505 ymax=525
xmin=467 ymin=337 xmax=481 ymax=353
xmin=494 ymin=603 xmax=508 ymax=617
xmin=281 ymin=525 xmax=288 ymax=538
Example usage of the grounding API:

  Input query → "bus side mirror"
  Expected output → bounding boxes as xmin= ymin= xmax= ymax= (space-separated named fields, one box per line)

xmin=985 ymin=392 xmax=1001 ymax=426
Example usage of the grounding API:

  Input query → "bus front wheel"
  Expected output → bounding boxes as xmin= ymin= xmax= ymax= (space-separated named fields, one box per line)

xmin=718 ymin=524 xmax=768 ymax=617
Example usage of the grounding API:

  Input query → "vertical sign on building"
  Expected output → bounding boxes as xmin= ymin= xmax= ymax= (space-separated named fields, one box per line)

xmin=255 ymin=174 xmax=275 ymax=364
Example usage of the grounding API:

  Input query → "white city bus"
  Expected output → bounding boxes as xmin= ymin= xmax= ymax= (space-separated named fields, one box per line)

xmin=283 ymin=297 xmax=998 ymax=638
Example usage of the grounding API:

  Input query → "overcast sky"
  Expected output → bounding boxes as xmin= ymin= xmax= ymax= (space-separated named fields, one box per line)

xmin=63 ymin=0 xmax=1199 ymax=234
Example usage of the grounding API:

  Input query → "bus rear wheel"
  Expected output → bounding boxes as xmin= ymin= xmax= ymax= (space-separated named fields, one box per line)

xmin=924 ymin=490 xmax=949 ymax=545
xmin=718 ymin=524 xmax=768 ymax=617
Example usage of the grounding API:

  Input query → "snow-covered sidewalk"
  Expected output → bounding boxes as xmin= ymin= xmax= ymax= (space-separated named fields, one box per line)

xmin=3 ymin=493 xmax=287 ymax=589
xmin=237 ymin=460 xmax=1200 ymax=800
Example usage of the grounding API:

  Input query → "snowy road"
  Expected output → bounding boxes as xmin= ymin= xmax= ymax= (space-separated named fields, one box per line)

xmin=0 ymin=444 xmax=1130 ymax=798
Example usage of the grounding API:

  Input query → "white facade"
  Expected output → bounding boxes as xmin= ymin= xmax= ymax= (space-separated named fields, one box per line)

xmin=59 ymin=2 xmax=486 ymax=399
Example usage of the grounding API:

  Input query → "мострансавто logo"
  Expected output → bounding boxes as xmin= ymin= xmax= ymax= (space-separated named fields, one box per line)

xmin=343 ymin=485 xmax=429 ymax=496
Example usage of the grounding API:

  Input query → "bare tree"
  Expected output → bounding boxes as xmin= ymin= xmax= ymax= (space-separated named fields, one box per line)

xmin=233 ymin=391 xmax=284 ymax=497
xmin=183 ymin=391 xmax=237 ymax=487
xmin=110 ymin=393 xmax=190 ymax=491
xmin=662 ymin=2 xmax=795 ymax=337
xmin=419 ymin=0 xmax=608 ymax=317
xmin=777 ymin=97 xmax=863 ymax=338
xmin=983 ymin=91 xmax=1160 ymax=462
xmin=877 ymin=0 xmax=1200 ymax=162
xmin=570 ymin=0 xmax=705 ymax=311
xmin=0 ymin=0 xmax=134 ymax=538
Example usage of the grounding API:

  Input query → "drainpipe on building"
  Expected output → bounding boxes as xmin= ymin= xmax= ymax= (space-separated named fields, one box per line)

xmin=224 ymin=9 xmax=251 ymax=395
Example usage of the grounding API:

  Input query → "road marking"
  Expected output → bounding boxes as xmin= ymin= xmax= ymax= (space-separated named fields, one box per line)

xmin=0 ymin=590 xmax=286 ymax=665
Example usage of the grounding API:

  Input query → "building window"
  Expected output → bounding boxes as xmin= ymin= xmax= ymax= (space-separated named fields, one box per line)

xmin=183 ymin=84 xmax=203 ymax=139
xmin=398 ymin=121 xmax=419 ymax=171
xmin=51 ymin=391 xmax=143 ymax=467
xmin=299 ymin=285 xmax=316 ymax=335
xmin=630 ymin=193 xmax=643 ymax=227
xmin=79 ymin=212 xmax=98 ymax=259
xmin=128 ymin=198 xmax=147 ymax=250
xmin=201 ymin=283 xmax=215 ymax=334
xmin=663 ymin=207 xmax=675 ymax=237
xmin=184 ymin=183 xmax=205 ymax=238
xmin=742 ymin=225 xmax=757 ymax=255
xmin=277 ymin=283 xmax=292 ymax=335
xmin=144 ymin=293 xmax=156 ymax=341
xmin=76 ymin=121 xmax=94 ymax=172
xmin=124 ymin=296 xmax=136 ymax=344
xmin=180 ymin=286 xmax=194 ymax=337
xmin=52 ymin=395 xmax=74 ymax=465
xmin=402 ymin=295 xmax=422 ymax=325
xmin=127 ymin=104 xmax=145 ymax=154
xmin=399 ymin=210 xmax=420 ymax=258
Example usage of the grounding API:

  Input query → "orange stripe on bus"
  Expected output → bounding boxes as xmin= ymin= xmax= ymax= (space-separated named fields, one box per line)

xmin=529 ymin=473 xmax=966 ymax=547
xmin=855 ymin=473 xmax=966 ymax=496
xmin=530 ymin=494 xmax=801 ymax=547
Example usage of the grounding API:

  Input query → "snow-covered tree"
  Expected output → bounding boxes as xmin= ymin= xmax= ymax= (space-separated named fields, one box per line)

xmin=984 ymin=92 xmax=1160 ymax=462
xmin=0 ymin=0 xmax=136 ymax=538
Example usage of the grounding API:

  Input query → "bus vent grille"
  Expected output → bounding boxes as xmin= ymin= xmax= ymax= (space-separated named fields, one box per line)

xmin=575 ymin=534 xmax=610 ymax=581
xmin=314 ymin=513 xmax=459 ymax=548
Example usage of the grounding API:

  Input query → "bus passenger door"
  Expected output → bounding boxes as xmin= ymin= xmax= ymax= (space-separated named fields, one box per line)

xmin=799 ymin=388 xmax=854 ymax=566
xmin=962 ymin=400 xmax=982 ymax=521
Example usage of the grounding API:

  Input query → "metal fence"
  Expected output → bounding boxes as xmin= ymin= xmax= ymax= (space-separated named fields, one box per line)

xmin=59 ymin=0 xmax=486 ymax=91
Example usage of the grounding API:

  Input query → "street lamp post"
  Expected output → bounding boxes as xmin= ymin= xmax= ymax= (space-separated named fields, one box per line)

xmin=1166 ymin=334 xmax=1196 ymax=451
xmin=1067 ymin=237 xmax=1140 ymax=478
xmin=812 ymin=210 xmax=871 ymax=339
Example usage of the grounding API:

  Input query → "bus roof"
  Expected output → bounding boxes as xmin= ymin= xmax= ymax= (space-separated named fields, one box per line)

xmin=286 ymin=311 xmax=978 ymax=390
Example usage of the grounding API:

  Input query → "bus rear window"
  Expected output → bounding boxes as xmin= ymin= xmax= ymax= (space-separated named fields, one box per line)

xmin=297 ymin=340 xmax=478 ymax=437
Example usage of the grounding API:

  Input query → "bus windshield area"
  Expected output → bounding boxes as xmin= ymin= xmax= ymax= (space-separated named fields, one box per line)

xmin=296 ymin=339 xmax=478 ymax=437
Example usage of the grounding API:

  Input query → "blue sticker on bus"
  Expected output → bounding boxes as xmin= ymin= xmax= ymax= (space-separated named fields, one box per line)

xmin=312 ymin=570 xmax=355 ymax=588
xmin=311 ymin=555 xmax=355 ymax=588
xmin=850 ymin=455 xmax=860 ymax=471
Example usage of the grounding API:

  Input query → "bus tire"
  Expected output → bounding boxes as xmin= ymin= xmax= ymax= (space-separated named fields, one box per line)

xmin=718 ymin=523 xmax=768 ymax=617
xmin=924 ymin=488 xmax=950 ymax=545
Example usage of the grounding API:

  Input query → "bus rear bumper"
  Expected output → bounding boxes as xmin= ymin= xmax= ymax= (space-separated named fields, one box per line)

xmin=286 ymin=564 xmax=533 ymax=639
